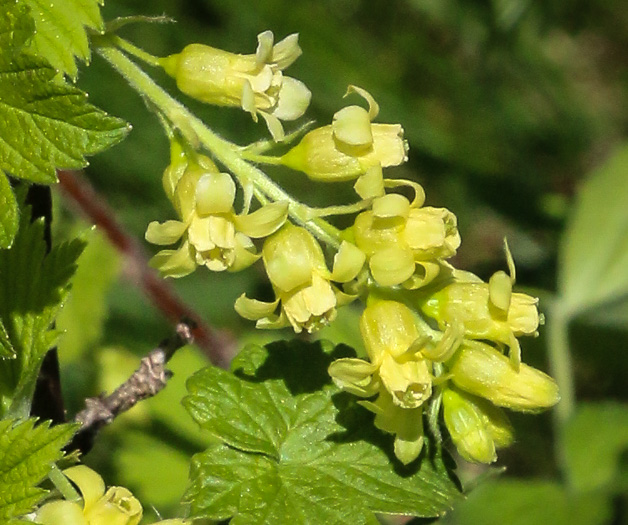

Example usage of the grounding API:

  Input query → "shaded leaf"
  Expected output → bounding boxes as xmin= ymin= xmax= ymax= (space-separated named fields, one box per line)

xmin=563 ymin=402 xmax=628 ymax=493
xmin=184 ymin=341 xmax=460 ymax=523
xmin=559 ymin=144 xmax=628 ymax=317
xmin=0 ymin=205 xmax=85 ymax=419
xmin=23 ymin=0 xmax=104 ymax=80
xmin=0 ymin=418 xmax=77 ymax=520
xmin=438 ymin=479 xmax=611 ymax=525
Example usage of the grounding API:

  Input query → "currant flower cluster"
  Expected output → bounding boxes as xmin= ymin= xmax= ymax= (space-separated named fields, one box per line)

xmin=145 ymin=31 xmax=559 ymax=465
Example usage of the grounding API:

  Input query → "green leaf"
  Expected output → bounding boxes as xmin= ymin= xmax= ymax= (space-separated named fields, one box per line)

xmin=0 ymin=52 xmax=129 ymax=184
xmin=438 ymin=480 xmax=612 ymax=525
xmin=0 ymin=205 xmax=85 ymax=419
xmin=0 ymin=171 xmax=18 ymax=249
xmin=0 ymin=0 xmax=34 ymax=53
xmin=23 ymin=0 xmax=104 ymax=80
xmin=56 ymin=229 xmax=120 ymax=363
xmin=183 ymin=340 xmax=461 ymax=523
xmin=563 ymin=402 xmax=628 ymax=494
xmin=0 ymin=418 xmax=77 ymax=521
xmin=0 ymin=316 xmax=15 ymax=359
xmin=559 ymin=144 xmax=628 ymax=318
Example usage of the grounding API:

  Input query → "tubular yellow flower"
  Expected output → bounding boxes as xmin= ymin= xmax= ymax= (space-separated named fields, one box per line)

xmin=281 ymin=86 xmax=408 ymax=182
xmin=449 ymin=340 xmax=559 ymax=412
xmin=442 ymin=386 xmax=514 ymax=464
xmin=421 ymin=266 xmax=540 ymax=368
xmin=234 ymin=224 xmax=354 ymax=333
xmin=160 ymin=31 xmax=311 ymax=140
xmin=146 ymin=156 xmax=288 ymax=277
xmin=352 ymin=193 xmax=461 ymax=288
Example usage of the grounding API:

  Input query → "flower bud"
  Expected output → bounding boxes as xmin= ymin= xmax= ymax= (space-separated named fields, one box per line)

xmin=450 ymin=341 xmax=559 ymax=412
xmin=443 ymin=387 xmax=514 ymax=463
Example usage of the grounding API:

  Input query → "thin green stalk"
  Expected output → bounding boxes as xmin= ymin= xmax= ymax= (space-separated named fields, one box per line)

xmin=48 ymin=464 xmax=81 ymax=503
xmin=93 ymin=36 xmax=342 ymax=248
xmin=546 ymin=298 xmax=575 ymax=476
xmin=110 ymin=36 xmax=162 ymax=68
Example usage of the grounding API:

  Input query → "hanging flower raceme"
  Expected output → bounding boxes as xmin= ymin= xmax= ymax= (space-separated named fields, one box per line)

xmin=328 ymin=300 xmax=434 ymax=464
xmin=34 ymin=465 xmax=187 ymax=525
xmin=146 ymin=147 xmax=288 ymax=277
xmin=420 ymin=250 xmax=540 ymax=368
xmin=235 ymin=224 xmax=362 ymax=333
xmin=160 ymin=31 xmax=311 ymax=141
xmin=280 ymin=86 xmax=408 ymax=191
xmin=352 ymin=191 xmax=461 ymax=289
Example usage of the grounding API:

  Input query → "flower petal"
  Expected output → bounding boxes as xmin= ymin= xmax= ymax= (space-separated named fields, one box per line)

xmin=332 ymin=241 xmax=366 ymax=282
xmin=235 ymin=201 xmax=289 ymax=238
xmin=35 ymin=500 xmax=87 ymax=525
xmin=145 ymin=221 xmax=187 ymax=246
xmin=149 ymin=241 xmax=196 ymax=278
xmin=63 ymin=465 xmax=106 ymax=512
xmin=333 ymin=105 xmax=373 ymax=147
xmin=271 ymin=33 xmax=302 ymax=69
xmin=273 ymin=77 xmax=311 ymax=121
xmin=195 ymin=173 xmax=236 ymax=215
xmin=328 ymin=358 xmax=379 ymax=397
xmin=234 ymin=294 xmax=280 ymax=320
xmin=354 ymin=164 xmax=385 ymax=199
xmin=372 ymin=193 xmax=410 ymax=220
xmin=369 ymin=246 xmax=415 ymax=286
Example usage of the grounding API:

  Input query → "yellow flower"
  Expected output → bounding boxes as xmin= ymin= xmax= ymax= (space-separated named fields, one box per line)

xmin=421 ymin=264 xmax=540 ymax=368
xmin=160 ymin=31 xmax=311 ymax=140
xmin=328 ymin=300 xmax=434 ymax=464
xmin=448 ymin=340 xmax=559 ymax=412
xmin=235 ymin=224 xmax=358 ymax=333
xmin=34 ymin=465 xmax=189 ymax=525
xmin=442 ymin=386 xmax=513 ymax=464
xmin=146 ymin=160 xmax=288 ymax=277
xmin=281 ymin=86 xmax=407 ymax=184
xmin=352 ymin=193 xmax=460 ymax=288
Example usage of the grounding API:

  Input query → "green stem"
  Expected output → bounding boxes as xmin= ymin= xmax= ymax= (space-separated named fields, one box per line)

xmin=93 ymin=37 xmax=342 ymax=248
xmin=110 ymin=36 xmax=162 ymax=68
xmin=239 ymin=151 xmax=285 ymax=165
xmin=49 ymin=464 xmax=81 ymax=503
xmin=546 ymin=299 xmax=575 ymax=475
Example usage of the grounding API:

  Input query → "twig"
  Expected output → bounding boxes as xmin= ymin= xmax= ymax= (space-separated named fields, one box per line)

xmin=56 ymin=169 xmax=236 ymax=368
xmin=72 ymin=320 xmax=194 ymax=451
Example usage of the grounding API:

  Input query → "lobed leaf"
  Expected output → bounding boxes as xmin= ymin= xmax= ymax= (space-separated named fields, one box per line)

xmin=0 ymin=418 xmax=77 ymax=521
xmin=0 ymin=204 xmax=85 ymax=419
xmin=23 ymin=0 xmax=104 ymax=80
xmin=0 ymin=52 xmax=129 ymax=184
xmin=184 ymin=340 xmax=461 ymax=524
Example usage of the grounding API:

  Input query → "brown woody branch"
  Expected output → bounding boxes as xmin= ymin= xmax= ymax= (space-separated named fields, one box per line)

xmin=71 ymin=320 xmax=194 ymax=451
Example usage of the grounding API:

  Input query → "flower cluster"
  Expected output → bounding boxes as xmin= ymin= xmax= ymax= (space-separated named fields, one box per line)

xmin=35 ymin=465 xmax=186 ymax=525
xmin=147 ymin=32 xmax=559 ymax=467
xmin=329 ymin=298 xmax=558 ymax=465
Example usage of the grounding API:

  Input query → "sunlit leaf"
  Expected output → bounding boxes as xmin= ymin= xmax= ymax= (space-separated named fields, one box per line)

xmin=183 ymin=340 xmax=461 ymax=523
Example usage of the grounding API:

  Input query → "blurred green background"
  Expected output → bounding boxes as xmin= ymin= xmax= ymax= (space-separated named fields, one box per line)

xmin=53 ymin=0 xmax=628 ymax=523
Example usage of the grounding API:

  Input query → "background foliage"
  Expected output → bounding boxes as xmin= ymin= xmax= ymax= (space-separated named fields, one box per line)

xmin=50 ymin=0 xmax=628 ymax=522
